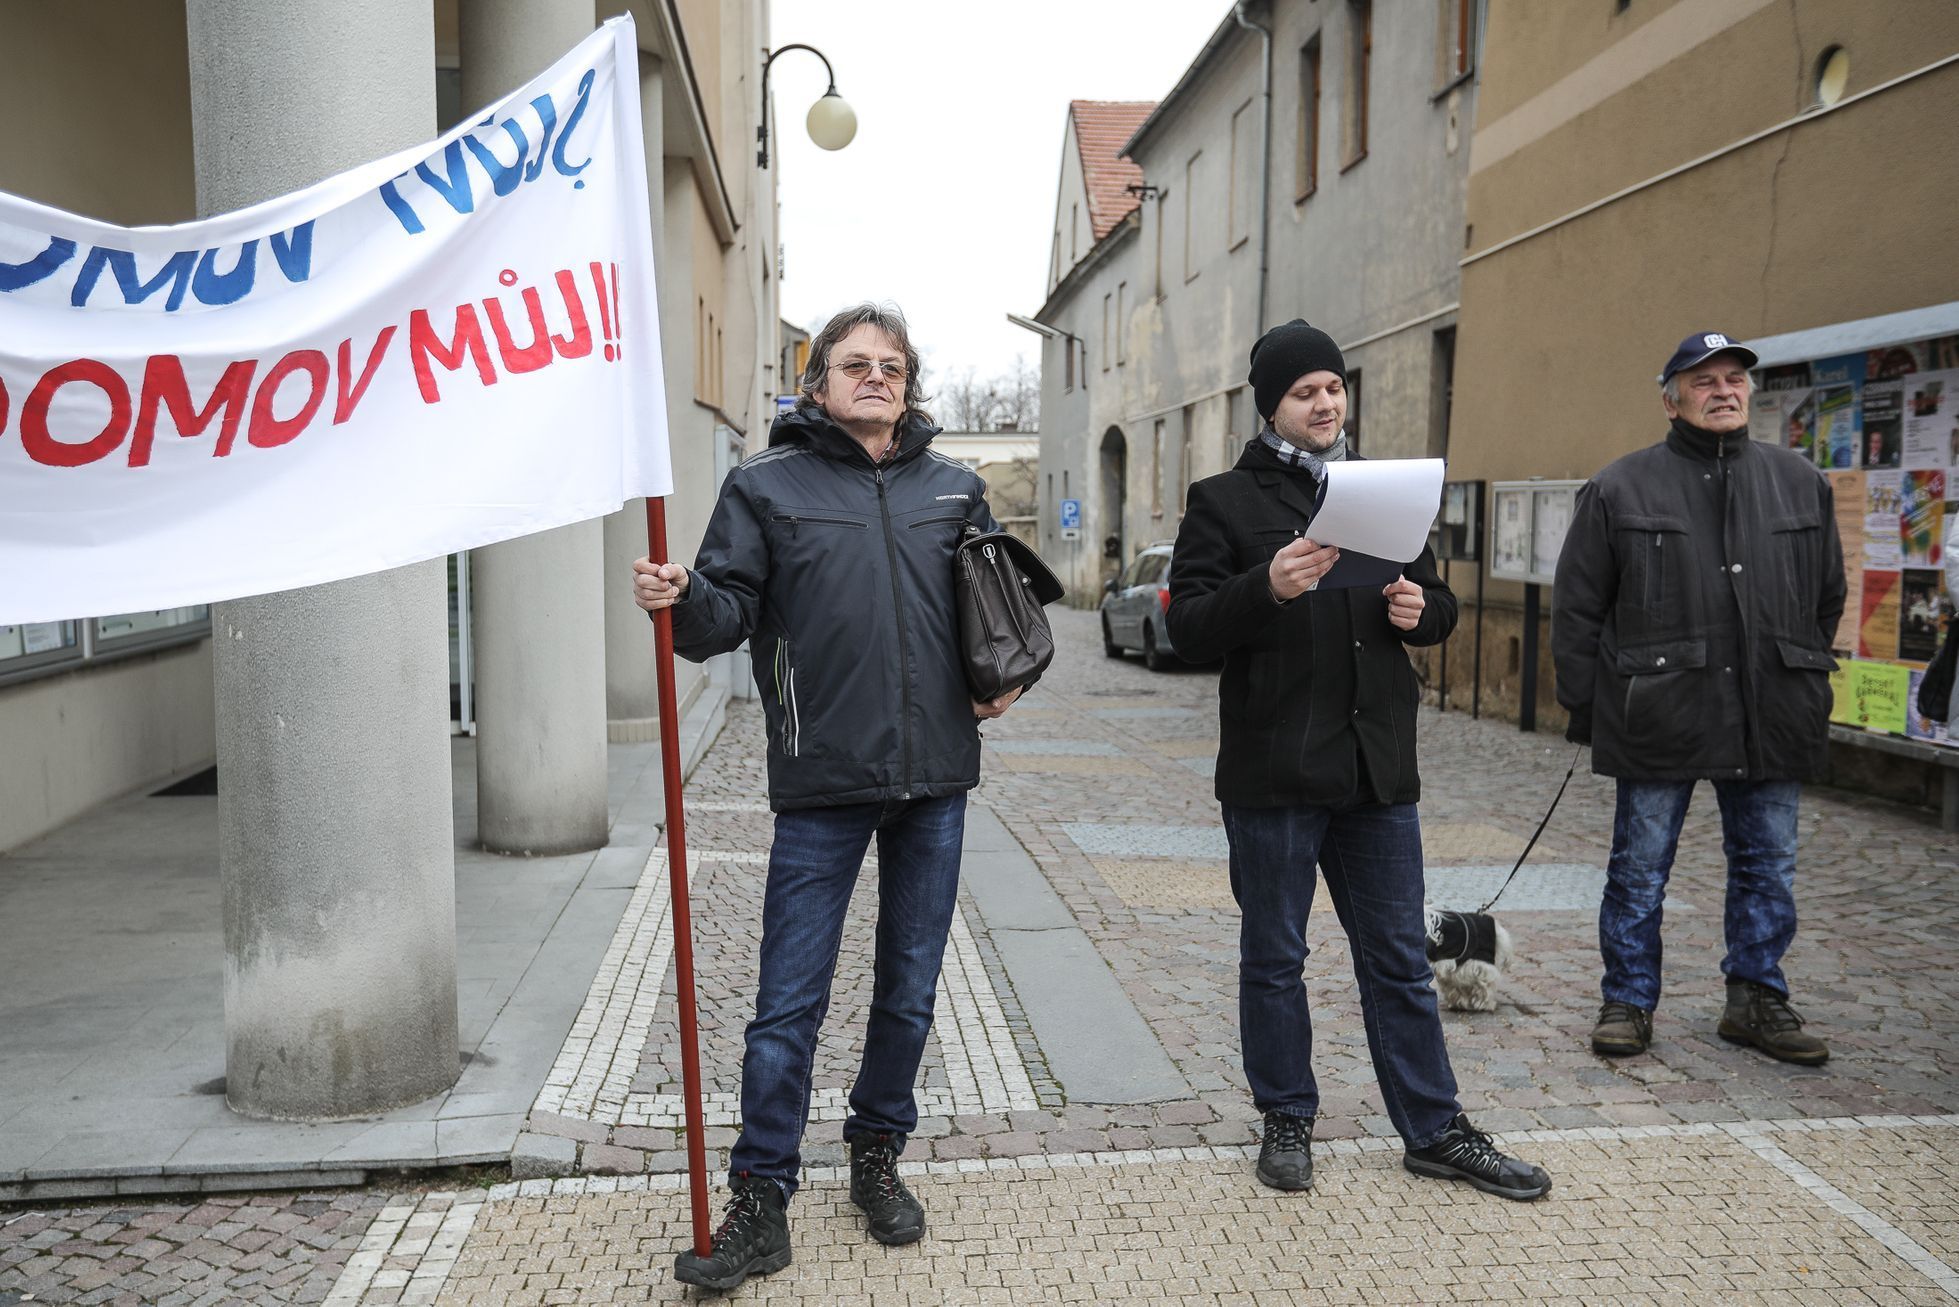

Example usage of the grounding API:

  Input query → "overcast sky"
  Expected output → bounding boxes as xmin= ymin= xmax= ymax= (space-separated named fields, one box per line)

xmin=769 ymin=1 xmax=1230 ymax=392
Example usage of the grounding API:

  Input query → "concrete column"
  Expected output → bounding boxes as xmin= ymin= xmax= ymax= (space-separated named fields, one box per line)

xmin=462 ymin=0 xmax=611 ymax=854
xmin=187 ymin=0 xmax=458 ymax=1120
xmin=601 ymin=52 xmax=666 ymax=736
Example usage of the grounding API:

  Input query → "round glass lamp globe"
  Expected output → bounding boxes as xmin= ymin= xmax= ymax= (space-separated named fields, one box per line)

xmin=806 ymin=93 xmax=857 ymax=151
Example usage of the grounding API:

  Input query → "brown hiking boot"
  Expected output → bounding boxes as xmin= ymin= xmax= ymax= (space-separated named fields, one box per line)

xmin=1590 ymin=1000 xmax=1653 ymax=1056
xmin=1718 ymin=980 xmax=1829 ymax=1065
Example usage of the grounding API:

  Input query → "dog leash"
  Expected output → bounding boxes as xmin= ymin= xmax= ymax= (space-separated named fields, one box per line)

xmin=1476 ymin=745 xmax=1584 ymax=914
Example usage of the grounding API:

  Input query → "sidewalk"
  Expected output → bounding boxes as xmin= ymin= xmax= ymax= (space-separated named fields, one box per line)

xmin=0 ymin=688 xmax=726 ymax=1205
xmin=5 ymin=609 xmax=1958 ymax=1304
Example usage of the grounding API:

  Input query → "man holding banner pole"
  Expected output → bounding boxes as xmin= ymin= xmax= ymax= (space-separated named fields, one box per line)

xmin=634 ymin=302 xmax=1020 ymax=1290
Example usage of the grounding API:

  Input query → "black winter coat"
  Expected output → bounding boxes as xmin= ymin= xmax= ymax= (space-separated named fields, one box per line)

xmin=1550 ymin=420 xmax=1846 ymax=782
xmin=668 ymin=406 xmax=998 ymax=810
xmin=1166 ymin=439 xmax=1457 ymax=808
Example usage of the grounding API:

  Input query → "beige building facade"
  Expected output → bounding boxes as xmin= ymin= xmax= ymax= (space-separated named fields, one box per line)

xmin=1446 ymin=0 xmax=1959 ymax=742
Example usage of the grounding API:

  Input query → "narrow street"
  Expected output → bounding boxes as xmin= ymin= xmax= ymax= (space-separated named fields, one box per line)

xmin=6 ymin=608 xmax=1958 ymax=1305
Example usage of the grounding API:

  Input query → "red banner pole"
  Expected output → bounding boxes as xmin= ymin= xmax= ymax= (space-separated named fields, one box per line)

xmin=645 ymin=495 xmax=713 ymax=1257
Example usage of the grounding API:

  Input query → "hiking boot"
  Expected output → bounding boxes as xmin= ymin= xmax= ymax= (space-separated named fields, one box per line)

xmin=672 ymin=1173 xmax=791 ymax=1290
xmin=1404 ymin=1114 xmax=1553 ymax=1201
xmin=1718 ymin=979 xmax=1830 ymax=1065
xmin=1255 ymin=1111 xmax=1315 ymax=1191
xmin=849 ymin=1133 xmax=925 ymax=1245
xmin=1590 ymin=1000 xmax=1654 ymax=1056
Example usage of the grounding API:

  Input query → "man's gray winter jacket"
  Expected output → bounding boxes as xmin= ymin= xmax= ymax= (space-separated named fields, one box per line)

xmin=667 ymin=405 xmax=998 ymax=810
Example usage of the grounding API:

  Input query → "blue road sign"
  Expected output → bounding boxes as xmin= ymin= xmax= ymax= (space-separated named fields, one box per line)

xmin=1059 ymin=498 xmax=1082 ymax=530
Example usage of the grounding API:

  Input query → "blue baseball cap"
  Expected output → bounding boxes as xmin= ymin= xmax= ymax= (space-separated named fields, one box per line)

xmin=1658 ymin=331 xmax=1758 ymax=385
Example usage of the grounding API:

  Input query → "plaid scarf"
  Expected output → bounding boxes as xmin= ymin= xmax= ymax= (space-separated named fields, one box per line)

xmin=1260 ymin=426 xmax=1347 ymax=483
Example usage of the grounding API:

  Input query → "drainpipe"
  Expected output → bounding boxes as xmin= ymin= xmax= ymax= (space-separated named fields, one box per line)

xmin=1234 ymin=1 xmax=1274 ymax=336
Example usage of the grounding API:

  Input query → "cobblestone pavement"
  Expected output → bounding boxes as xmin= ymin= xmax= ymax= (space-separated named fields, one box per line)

xmin=0 ymin=1189 xmax=395 ymax=1305
xmin=9 ymin=606 xmax=1959 ymax=1304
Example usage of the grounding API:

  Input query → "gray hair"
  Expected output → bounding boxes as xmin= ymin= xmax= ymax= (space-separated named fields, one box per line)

xmin=799 ymin=302 xmax=933 ymax=426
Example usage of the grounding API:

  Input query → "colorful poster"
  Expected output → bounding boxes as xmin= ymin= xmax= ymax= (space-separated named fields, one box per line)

xmin=1908 ymin=669 xmax=1952 ymax=745
xmin=1832 ymin=659 xmax=1911 ymax=734
xmin=1868 ymin=342 xmax=1927 ymax=380
xmin=1749 ymin=387 xmax=1794 ymax=446
xmin=1813 ymin=383 xmax=1860 ymax=468
xmin=1828 ymin=469 xmax=1865 ymax=654
xmin=1812 ymin=353 xmax=1865 ymax=389
xmin=1900 ymin=569 xmax=1945 ymax=663
xmin=1754 ymin=362 xmax=1811 ymax=449
xmin=1785 ymin=389 xmax=1818 ymax=458
xmin=1903 ymin=470 xmax=1945 ymax=567
xmin=1932 ymin=336 xmax=1959 ymax=370
xmin=1864 ymin=470 xmax=1904 ymax=570
xmin=1902 ymin=369 xmax=1959 ymax=470
xmin=1862 ymin=379 xmax=1903 ymax=468
xmin=1859 ymin=570 xmax=1901 ymax=660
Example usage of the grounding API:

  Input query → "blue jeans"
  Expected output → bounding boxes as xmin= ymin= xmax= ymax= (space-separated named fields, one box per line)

xmin=1221 ymin=801 xmax=1460 ymax=1149
xmin=729 ymin=794 xmax=966 ymax=1196
xmin=1601 ymin=779 xmax=1801 ymax=1011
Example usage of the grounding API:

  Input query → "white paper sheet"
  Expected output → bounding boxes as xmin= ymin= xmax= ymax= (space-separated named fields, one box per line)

xmin=1308 ymin=458 xmax=1446 ymax=562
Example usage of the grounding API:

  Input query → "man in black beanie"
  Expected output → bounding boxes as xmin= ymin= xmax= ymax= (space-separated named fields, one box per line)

xmin=1166 ymin=319 xmax=1551 ymax=1201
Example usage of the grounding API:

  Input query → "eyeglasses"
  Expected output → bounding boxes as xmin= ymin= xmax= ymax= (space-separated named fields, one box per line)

xmin=831 ymin=358 xmax=908 ymax=384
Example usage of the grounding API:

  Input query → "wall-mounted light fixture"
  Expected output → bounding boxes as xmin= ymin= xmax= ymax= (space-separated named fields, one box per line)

xmin=758 ymin=44 xmax=856 ymax=168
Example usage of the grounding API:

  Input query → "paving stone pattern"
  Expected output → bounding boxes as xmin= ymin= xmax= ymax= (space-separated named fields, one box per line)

xmin=438 ymin=1120 xmax=1959 ymax=1304
xmin=10 ymin=607 xmax=1959 ymax=1304
xmin=980 ymin=608 xmax=1959 ymax=1144
xmin=0 ymin=1190 xmax=393 ymax=1305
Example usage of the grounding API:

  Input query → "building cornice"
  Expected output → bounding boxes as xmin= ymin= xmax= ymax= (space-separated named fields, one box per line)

xmin=1035 ymin=210 xmax=1141 ymax=323
xmin=629 ymin=0 xmax=739 ymax=244
xmin=1120 ymin=7 xmax=1254 ymax=161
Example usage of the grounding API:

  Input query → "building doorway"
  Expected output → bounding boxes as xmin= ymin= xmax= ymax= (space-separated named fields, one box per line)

xmin=1099 ymin=426 xmax=1128 ymax=588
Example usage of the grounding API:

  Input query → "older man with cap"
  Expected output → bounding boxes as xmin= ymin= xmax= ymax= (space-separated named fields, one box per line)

xmin=1553 ymin=331 xmax=1845 ymax=1065
xmin=1167 ymin=319 xmax=1552 ymax=1201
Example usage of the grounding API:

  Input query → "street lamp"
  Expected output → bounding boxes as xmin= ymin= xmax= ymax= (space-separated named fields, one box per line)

xmin=758 ymin=44 xmax=856 ymax=168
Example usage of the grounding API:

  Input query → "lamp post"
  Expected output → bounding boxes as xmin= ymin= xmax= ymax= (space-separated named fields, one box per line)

xmin=758 ymin=43 xmax=856 ymax=167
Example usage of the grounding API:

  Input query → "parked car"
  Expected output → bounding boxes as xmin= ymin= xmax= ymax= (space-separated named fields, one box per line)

xmin=1099 ymin=542 xmax=1182 ymax=670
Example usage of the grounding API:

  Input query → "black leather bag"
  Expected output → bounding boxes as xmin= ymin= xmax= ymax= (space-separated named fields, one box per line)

xmin=954 ymin=528 xmax=1065 ymax=701
xmin=1918 ymin=631 xmax=1958 ymax=722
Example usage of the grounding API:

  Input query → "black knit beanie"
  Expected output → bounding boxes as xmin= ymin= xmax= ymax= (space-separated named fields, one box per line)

xmin=1248 ymin=319 xmax=1346 ymax=420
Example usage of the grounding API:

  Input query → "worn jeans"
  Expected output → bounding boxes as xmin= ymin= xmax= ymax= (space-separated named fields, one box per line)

xmin=1221 ymin=801 xmax=1460 ymax=1149
xmin=1601 ymin=779 xmax=1801 ymax=1011
xmin=729 ymin=794 xmax=966 ymax=1196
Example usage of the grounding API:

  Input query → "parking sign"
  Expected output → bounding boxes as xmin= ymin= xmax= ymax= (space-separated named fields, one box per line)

xmin=1059 ymin=498 xmax=1082 ymax=529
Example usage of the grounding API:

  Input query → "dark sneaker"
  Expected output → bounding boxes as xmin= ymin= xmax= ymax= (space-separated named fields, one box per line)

xmin=1255 ymin=1111 xmax=1315 ymax=1191
xmin=1718 ymin=979 xmax=1829 ymax=1065
xmin=672 ymin=1173 xmax=791 ymax=1290
xmin=1590 ymin=1000 xmax=1654 ymax=1056
xmin=849 ymin=1133 xmax=925 ymax=1245
xmin=1404 ymin=1114 xmax=1552 ymax=1201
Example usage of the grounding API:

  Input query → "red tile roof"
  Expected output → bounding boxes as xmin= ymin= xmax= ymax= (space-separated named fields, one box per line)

xmin=1072 ymin=100 xmax=1156 ymax=241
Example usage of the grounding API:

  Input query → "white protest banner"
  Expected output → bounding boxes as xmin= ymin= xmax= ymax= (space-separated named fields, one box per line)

xmin=0 ymin=16 xmax=666 ymax=625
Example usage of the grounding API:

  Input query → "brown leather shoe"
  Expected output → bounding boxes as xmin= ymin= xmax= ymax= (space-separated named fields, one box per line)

xmin=1590 ymin=1000 xmax=1653 ymax=1056
xmin=1718 ymin=980 xmax=1829 ymax=1065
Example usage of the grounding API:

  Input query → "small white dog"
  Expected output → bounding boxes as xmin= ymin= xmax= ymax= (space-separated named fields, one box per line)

xmin=1424 ymin=905 xmax=1514 ymax=1013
